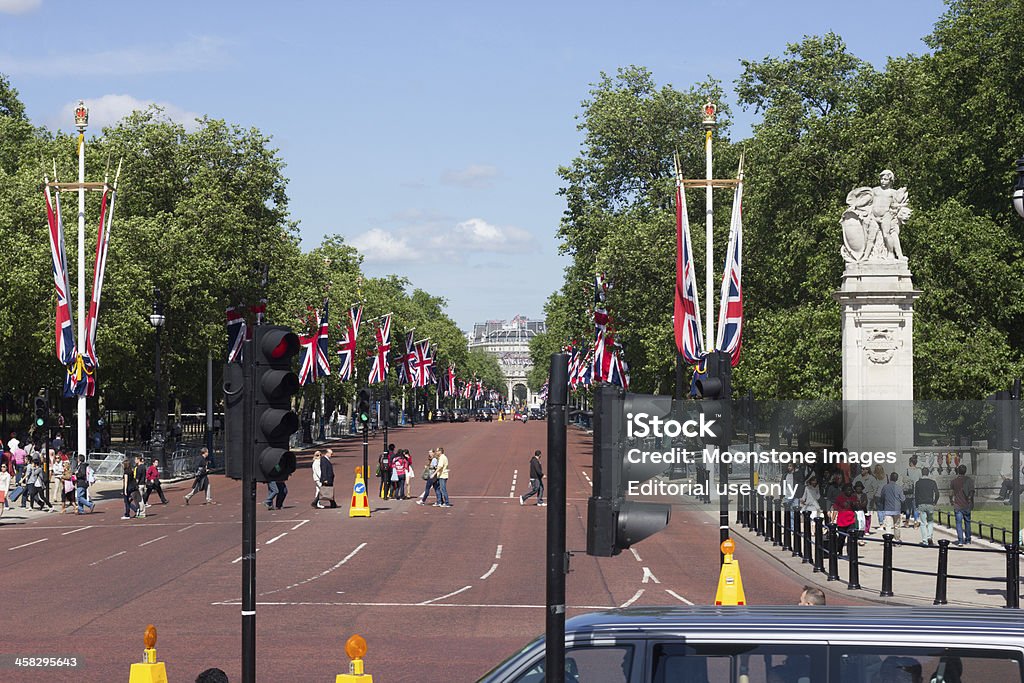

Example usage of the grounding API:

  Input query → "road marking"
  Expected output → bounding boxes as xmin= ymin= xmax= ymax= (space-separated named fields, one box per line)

xmin=419 ymin=585 xmax=472 ymax=605
xmin=629 ymin=548 xmax=642 ymax=562
xmin=9 ymin=538 xmax=47 ymax=550
xmin=510 ymin=469 xmax=518 ymax=497
xmin=641 ymin=567 xmax=661 ymax=584
xmin=178 ymin=523 xmax=199 ymax=533
xmin=266 ymin=533 xmax=287 ymax=545
xmin=290 ymin=519 xmax=310 ymax=531
xmin=90 ymin=550 xmax=126 ymax=566
xmin=581 ymin=471 xmax=592 ymax=486
xmin=666 ymin=589 xmax=694 ymax=605
xmin=258 ymin=542 xmax=367 ymax=597
xmin=139 ymin=535 xmax=167 ymax=547
xmin=232 ymin=549 xmax=260 ymax=564
xmin=619 ymin=589 xmax=644 ymax=608
xmin=480 ymin=563 xmax=499 ymax=580
xmin=495 ymin=545 xmax=503 ymax=559
xmin=62 ymin=526 xmax=92 ymax=536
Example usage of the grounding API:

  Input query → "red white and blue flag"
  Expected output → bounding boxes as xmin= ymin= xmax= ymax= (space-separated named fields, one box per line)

xmin=45 ymin=181 xmax=88 ymax=397
xmin=444 ymin=365 xmax=457 ymax=396
xmin=298 ymin=300 xmax=331 ymax=386
xmin=83 ymin=186 xmax=115 ymax=383
xmin=414 ymin=340 xmax=434 ymax=387
xmin=398 ymin=331 xmax=416 ymax=386
xmin=336 ymin=306 xmax=361 ymax=382
xmin=715 ymin=171 xmax=744 ymax=367
xmin=226 ymin=305 xmax=246 ymax=363
xmin=475 ymin=380 xmax=484 ymax=401
xmin=368 ymin=314 xmax=391 ymax=385
xmin=673 ymin=178 xmax=705 ymax=365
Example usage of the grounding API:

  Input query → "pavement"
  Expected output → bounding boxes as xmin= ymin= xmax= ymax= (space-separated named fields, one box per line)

xmin=727 ymin=502 xmax=1021 ymax=608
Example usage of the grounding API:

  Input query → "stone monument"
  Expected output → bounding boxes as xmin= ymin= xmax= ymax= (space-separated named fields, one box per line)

xmin=833 ymin=170 xmax=920 ymax=459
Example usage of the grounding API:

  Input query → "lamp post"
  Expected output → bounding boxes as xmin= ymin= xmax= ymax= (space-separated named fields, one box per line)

xmin=1010 ymin=158 xmax=1024 ymax=607
xmin=149 ymin=289 xmax=167 ymax=478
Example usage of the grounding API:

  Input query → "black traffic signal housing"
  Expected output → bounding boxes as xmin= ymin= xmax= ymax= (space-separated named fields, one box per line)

xmin=253 ymin=325 xmax=300 ymax=482
xmin=988 ymin=390 xmax=1013 ymax=451
xmin=357 ymin=388 xmax=371 ymax=426
xmin=587 ymin=385 xmax=673 ymax=557
xmin=695 ymin=350 xmax=733 ymax=448
xmin=34 ymin=394 xmax=48 ymax=429
xmin=223 ymin=362 xmax=246 ymax=480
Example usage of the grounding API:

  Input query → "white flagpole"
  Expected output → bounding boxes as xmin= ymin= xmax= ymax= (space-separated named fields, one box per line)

xmin=76 ymin=103 xmax=87 ymax=456
xmin=703 ymin=102 xmax=717 ymax=347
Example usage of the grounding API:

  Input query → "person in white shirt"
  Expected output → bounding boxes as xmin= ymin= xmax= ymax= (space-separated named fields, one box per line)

xmin=311 ymin=451 xmax=322 ymax=508
xmin=800 ymin=475 xmax=823 ymax=518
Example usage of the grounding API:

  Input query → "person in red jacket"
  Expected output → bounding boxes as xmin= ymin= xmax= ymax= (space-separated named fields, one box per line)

xmin=144 ymin=457 xmax=168 ymax=505
xmin=831 ymin=483 xmax=860 ymax=558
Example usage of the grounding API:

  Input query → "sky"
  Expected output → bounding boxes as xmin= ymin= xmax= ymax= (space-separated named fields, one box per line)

xmin=0 ymin=0 xmax=949 ymax=332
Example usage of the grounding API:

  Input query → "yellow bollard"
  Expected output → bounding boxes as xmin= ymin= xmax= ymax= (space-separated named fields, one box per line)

xmin=714 ymin=539 xmax=747 ymax=606
xmin=336 ymin=634 xmax=374 ymax=682
xmin=349 ymin=467 xmax=371 ymax=517
xmin=128 ymin=625 xmax=168 ymax=683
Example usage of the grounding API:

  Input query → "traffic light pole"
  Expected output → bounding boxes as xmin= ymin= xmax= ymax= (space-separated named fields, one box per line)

xmin=362 ymin=419 xmax=369 ymax=498
xmin=241 ymin=338 xmax=257 ymax=683
xmin=1011 ymin=378 xmax=1020 ymax=609
xmin=545 ymin=353 xmax=569 ymax=683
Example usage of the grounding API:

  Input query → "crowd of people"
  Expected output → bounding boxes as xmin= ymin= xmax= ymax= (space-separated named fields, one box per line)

xmin=783 ymin=455 xmax=980 ymax=548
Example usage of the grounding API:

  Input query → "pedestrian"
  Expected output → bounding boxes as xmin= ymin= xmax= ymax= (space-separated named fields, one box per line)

xmin=0 ymin=463 xmax=9 ymax=518
xmin=831 ymin=483 xmax=858 ymax=557
xmin=121 ymin=457 xmax=141 ymax=520
xmin=11 ymin=446 xmax=26 ymax=490
xmin=915 ymin=466 xmax=939 ymax=546
xmin=264 ymin=480 xmax=287 ymax=510
xmin=317 ymin=449 xmax=337 ymax=508
xmin=798 ymin=585 xmax=826 ymax=605
xmin=434 ymin=446 xmax=450 ymax=507
xmin=49 ymin=449 xmax=63 ymax=504
xmin=800 ymin=474 xmax=823 ymax=519
xmin=855 ymin=466 xmax=878 ymax=534
xmin=879 ymin=471 xmax=905 ymax=542
xmin=392 ymin=449 xmax=408 ymax=500
xmin=853 ymin=481 xmax=868 ymax=545
xmin=871 ymin=464 xmax=887 ymax=532
xmin=903 ymin=455 xmax=922 ymax=528
xmin=417 ymin=449 xmax=438 ymax=505
xmin=144 ymin=458 xmax=168 ymax=505
xmin=184 ymin=447 xmax=214 ymax=505
xmin=311 ymin=451 xmax=323 ymax=507
xmin=404 ymin=449 xmax=415 ymax=499
xmin=74 ymin=455 xmax=94 ymax=514
xmin=519 ymin=450 xmax=545 ymax=506
xmin=195 ymin=667 xmax=229 ymax=683
xmin=133 ymin=455 xmax=148 ymax=518
xmin=951 ymin=464 xmax=974 ymax=546
xmin=59 ymin=455 xmax=75 ymax=513
xmin=378 ymin=444 xmax=396 ymax=500
xmin=26 ymin=457 xmax=52 ymax=511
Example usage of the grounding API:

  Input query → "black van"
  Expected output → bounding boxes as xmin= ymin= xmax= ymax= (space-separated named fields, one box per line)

xmin=477 ymin=606 xmax=1024 ymax=682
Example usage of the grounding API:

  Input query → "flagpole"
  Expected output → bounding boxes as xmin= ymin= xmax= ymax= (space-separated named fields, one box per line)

xmin=76 ymin=102 xmax=87 ymax=456
xmin=703 ymin=101 xmax=717 ymax=346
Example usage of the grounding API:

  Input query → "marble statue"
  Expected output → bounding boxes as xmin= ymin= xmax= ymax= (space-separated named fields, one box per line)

xmin=841 ymin=170 xmax=912 ymax=262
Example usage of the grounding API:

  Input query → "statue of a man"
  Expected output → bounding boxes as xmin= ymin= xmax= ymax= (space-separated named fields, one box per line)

xmin=841 ymin=170 xmax=912 ymax=262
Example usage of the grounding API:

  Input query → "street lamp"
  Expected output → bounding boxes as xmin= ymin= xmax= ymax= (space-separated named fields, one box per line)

xmin=149 ymin=289 xmax=167 ymax=478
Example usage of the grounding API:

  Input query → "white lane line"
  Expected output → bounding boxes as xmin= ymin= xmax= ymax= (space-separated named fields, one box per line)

xmin=581 ymin=471 xmax=592 ymax=486
xmin=666 ymin=589 xmax=694 ymax=605
xmin=178 ymin=523 xmax=199 ymax=533
xmin=480 ymin=563 xmax=499 ymax=580
xmin=139 ymin=535 xmax=167 ymax=547
xmin=9 ymin=538 xmax=48 ymax=551
xmin=619 ymin=589 xmax=644 ymax=608
xmin=418 ymin=585 xmax=472 ymax=605
xmin=641 ymin=567 xmax=661 ymax=584
xmin=290 ymin=519 xmax=310 ymax=531
xmin=495 ymin=545 xmax=503 ymax=559
xmin=629 ymin=548 xmax=642 ymax=562
xmin=232 ymin=549 xmax=260 ymax=564
xmin=89 ymin=550 xmax=126 ymax=566
xmin=258 ymin=542 xmax=367 ymax=597
xmin=62 ymin=526 xmax=92 ymax=536
xmin=510 ymin=469 xmax=518 ymax=497
xmin=213 ymin=601 xmax=624 ymax=609
xmin=266 ymin=533 xmax=287 ymax=545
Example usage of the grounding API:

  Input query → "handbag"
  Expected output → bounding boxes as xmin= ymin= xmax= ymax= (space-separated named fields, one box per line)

xmin=390 ymin=469 xmax=399 ymax=482
xmin=422 ymin=466 xmax=431 ymax=481
xmin=319 ymin=485 xmax=334 ymax=500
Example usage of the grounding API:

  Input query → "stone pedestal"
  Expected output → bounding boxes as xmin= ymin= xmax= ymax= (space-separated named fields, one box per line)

xmin=833 ymin=260 xmax=921 ymax=459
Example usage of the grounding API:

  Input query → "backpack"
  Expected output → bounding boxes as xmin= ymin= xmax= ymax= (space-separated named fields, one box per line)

xmin=86 ymin=466 xmax=96 ymax=484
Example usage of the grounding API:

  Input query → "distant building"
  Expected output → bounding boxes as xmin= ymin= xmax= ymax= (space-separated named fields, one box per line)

xmin=468 ymin=315 xmax=546 ymax=406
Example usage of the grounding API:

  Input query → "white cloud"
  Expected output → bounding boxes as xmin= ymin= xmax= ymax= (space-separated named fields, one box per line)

xmin=440 ymin=164 xmax=499 ymax=189
xmin=0 ymin=35 xmax=227 ymax=76
xmin=0 ymin=0 xmax=40 ymax=14
xmin=51 ymin=95 xmax=201 ymax=133
xmin=351 ymin=217 xmax=535 ymax=263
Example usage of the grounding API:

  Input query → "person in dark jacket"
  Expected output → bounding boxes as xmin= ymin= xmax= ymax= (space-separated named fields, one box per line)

xmin=184 ymin=447 xmax=214 ymax=505
xmin=317 ymin=449 xmax=337 ymax=508
xmin=518 ymin=450 xmax=545 ymax=506
xmin=914 ymin=467 xmax=940 ymax=546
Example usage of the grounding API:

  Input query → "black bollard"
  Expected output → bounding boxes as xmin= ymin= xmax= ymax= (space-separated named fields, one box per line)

xmin=765 ymin=496 xmax=774 ymax=543
xmin=802 ymin=511 xmax=813 ymax=564
xmin=757 ymin=495 xmax=766 ymax=537
xmin=880 ymin=533 xmax=895 ymax=597
xmin=814 ymin=516 xmax=825 ymax=573
xmin=848 ymin=529 xmax=861 ymax=590
xmin=827 ymin=522 xmax=840 ymax=581
xmin=774 ymin=499 xmax=783 ymax=546
xmin=934 ymin=539 xmax=949 ymax=605
xmin=784 ymin=505 xmax=793 ymax=552
xmin=1005 ymin=544 xmax=1019 ymax=609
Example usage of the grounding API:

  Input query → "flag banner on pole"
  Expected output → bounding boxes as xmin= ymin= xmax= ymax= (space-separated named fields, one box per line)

xmin=609 ymin=351 xmax=630 ymax=391
xmin=715 ymin=169 xmax=744 ymax=367
xmin=475 ymin=380 xmax=484 ymax=401
xmin=250 ymin=298 xmax=267 ymax=326
xmin=674 ymin=178 xmax=706 ymax=365
xmin=226 ymin=304 xmax=246 ymax=363
xmin=539 ymin=380 xmax=549 ymax=402
xmin=398 ymin=331 xmax=416 ymax=386
xmin=298 ymin=300 xmax=331 ymax=386
xmin=414 ymin=340 xmax=434 ymax=388
xmin=369 ymin=314 xmax=391 ymax=385
xmin=445 ymin=365 xmax=456 ymax=396
xmin=336 ymin=306 xmax=361 ymax=382
xmin=567 ymin=345 xmax=579 ymax=390
xmin=45 ymin=183 xmax=86 ymax=397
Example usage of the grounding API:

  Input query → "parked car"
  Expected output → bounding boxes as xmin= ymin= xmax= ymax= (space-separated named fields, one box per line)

xmin=529 ymin=408 xmax=543 ymax=420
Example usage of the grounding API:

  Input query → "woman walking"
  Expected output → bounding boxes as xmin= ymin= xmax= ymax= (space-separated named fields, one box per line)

xmin=0 ymin=463 xmax=10 ymax=518
xmin=121 ymin=458 xmax=140 ymax=520
xmin=144 ymin=458 xmax=168 ymax=505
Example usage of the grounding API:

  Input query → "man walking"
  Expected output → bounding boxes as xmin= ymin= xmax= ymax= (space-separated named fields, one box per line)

xmin=519 ymin=450 xmax=545 ymax=506
xmin=318 ymin=449 xmax=337 ymax=508
xmin=434 ymin=447 xmax=451 ymax=507
xmin=144 ymin=458 xmax=168 ymax=505
xmin=184 ymin=447 xmax=214 ymax=505
xmin=74 ymin=454 xmax=94 ymax=514
xmin=914 ymin=467 xmax=939 ymax=546
xmin=133 ymin=455 xmax=148 ymax=518
xmin=951 ymin=464 xmax=975 ymax=545
xmin=264 ymin=480 xmax=288 ymax=510
xmin=879 ymin=471 xmax=905 ymax=541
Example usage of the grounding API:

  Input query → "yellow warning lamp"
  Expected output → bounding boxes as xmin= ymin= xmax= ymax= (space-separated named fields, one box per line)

xmin=720 ymin=539 xmax=735 ymax=557
xmin=336 ymin=633 xmax=373 ymax=682
xmin=355 ymin=466 xmax=362 ymax=476
xmin=143 ymin=625 xmax=157 ymax=663
xmin=129 ymin=624 xmax=168 ymax=683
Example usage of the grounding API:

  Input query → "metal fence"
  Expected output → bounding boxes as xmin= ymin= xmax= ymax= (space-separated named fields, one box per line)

xmin=87 ymin=442 xmax=222 ymax=480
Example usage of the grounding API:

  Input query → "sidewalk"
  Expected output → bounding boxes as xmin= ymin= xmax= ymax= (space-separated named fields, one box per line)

xmin=728 ymin=509 xmax=1021 ymax=608
xmin=0 ymin=475 xmax=188 ymax=526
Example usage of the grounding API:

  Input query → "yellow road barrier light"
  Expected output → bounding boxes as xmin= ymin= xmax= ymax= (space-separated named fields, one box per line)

xmin=128 ymin=624 xmax=168 ymax=683
xmin=714 ymin=538 xmax=747 ymax=606
xmin=336 ymin=633 xmax=373 ymax=682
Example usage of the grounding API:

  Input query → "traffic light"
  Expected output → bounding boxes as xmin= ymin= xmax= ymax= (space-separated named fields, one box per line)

xmin=34 ymin=395 xmax=48 ymax=429
xmin=253 ymin=325 xmax=300 ymax=482
xmin=696 ymin=350 xmax=733 ymax=447
xmin=587 ymin=386 xmax=673 ymax=557
xmin=223 ymin=362 xmax=245 ymax=480
xmin=357 ymin=388 xmax=371 ymax=426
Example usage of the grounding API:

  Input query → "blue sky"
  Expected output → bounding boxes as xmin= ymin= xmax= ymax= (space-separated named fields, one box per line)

xmin=0 ymin=0 xmax=948 ymax=331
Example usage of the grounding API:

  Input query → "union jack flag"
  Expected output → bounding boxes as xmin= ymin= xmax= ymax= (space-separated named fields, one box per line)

xmin=715 ymin=174 xmax=743 ymax=367
xmin=462 ymin=380 xmax=473 ymax=400
xmin=609 ymin=351 xmax=630 ymax=391
xmin=673 ymin=179 xmax=706 ymax=365
xmin=414 ymin=340 xmax=434 ymax=387
xmin=368 ymin=314 xmax=391 ymax=385
xmin=539 ymin=380 xmax=549 ymax=402
xmin=475 ymin=380 xmax=484 ymax=401
xmin=398 ymin=331 xmax=416 ymax=386
xmin=45 ymin=182 xmax=86 ymax=397
xmin=298 ymin=300 xmax=331 ymax=386
xmin=250 ymin=298 xmax=267 ymax=326
xmin=336 ymin=306 xmax=361 ymax=382
xmin=226 ymin=304 xmax=246 ymax=363
xmin=83 ymin=187 xmax=114 ymax=382
xmin=445 ymin=365 xmax=457 ymax=396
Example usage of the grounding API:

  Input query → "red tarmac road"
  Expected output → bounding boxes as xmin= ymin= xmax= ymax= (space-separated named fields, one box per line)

xmin=2 ymin=420 xmax=868 ymax=681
